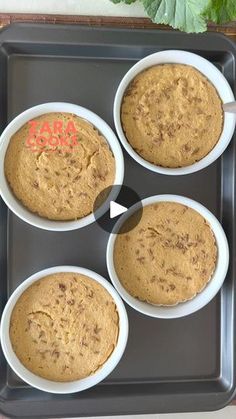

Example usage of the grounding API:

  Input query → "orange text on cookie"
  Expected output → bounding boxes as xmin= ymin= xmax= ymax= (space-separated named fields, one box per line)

xmin=26 ymin=119 xmax=79 ymax=151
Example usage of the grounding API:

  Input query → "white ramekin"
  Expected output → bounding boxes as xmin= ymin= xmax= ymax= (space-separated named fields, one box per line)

xmin=114 ymin=50 xmax=236 ymax=175
xmin=0 ymin=102 xmax=124 ymax=231
xmin=0 ymin=266 xmax=128 ymax=394
xmin=106 ymin=195 xmax=229 ymax=319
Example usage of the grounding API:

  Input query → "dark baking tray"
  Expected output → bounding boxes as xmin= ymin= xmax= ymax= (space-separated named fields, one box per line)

xmin=0 ymin=23 xmax=235 ymax=418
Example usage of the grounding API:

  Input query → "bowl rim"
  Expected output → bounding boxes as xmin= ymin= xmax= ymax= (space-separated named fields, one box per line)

xmin=106 ymin=194 xmax=229 ymax=319
xmin=113 ymin=49 xmax=236 ymax=175
xmin=0 ymin=102 xmax=124 ymax=231
xmin=0 ymin=265 xmax=129 ymax=394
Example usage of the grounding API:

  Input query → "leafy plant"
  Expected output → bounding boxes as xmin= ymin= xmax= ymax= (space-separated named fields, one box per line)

xmin=110 ymin=0 xmax=236 ymax=33
xmin=203 ymin=0 xmax=236 ymax=24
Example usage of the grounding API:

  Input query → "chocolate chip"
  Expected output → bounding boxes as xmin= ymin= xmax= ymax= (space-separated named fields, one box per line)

xmin=81 ymin=338 xmax=88 ymax=347
xmin=94 ymin=324 xmax=102 ymax=334
xmin=137 ymin=256 xmax=145 ymax=264
xmin=59 ymin=283 xmax=66 ymax=291
xmin=52 ymin=350 xmax=60 ymax=358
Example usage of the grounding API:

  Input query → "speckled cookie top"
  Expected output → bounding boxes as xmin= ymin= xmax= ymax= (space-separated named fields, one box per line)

xmin=4 ymin=113 xmax=115 ymax=220
xmin=121 ymin=64 xmax=223 ymax=168
xmin=10 ymin=273 xmax=119 ymax=382
xmin=114 ymin=202 xmax=217 ymax=305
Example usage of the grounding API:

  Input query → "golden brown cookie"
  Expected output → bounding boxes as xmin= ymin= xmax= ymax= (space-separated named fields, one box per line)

xmin=10 ymin=273 xmax=119 ymax=382
xmin=114 ymin=202 xmax=217 ymax=305
xmin=121 ymin=64 xmax=223 ymax=168
xmin=5 ymin=113 xmax=115 ymax=220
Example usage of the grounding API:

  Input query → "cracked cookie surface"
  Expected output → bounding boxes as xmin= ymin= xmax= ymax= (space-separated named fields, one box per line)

xmin=10 ymin=272 xmax=119 ymax=382
xmin=4 ymin=113 xmax=115 ymax=220
xmin=114 ymin=202 xmax=217 ymax=305
xmin=121 ymin=64 xmax=223 ymax=168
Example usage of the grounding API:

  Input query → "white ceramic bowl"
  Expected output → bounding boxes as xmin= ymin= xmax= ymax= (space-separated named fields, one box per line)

xmin=114 ymin=50 xmax=236 ymax=175
xmin=0 ymin=266 xmax=128 ymax=394
xmin=0 ymin=102 xmax=124 ymax=231
xmin=106 ymin=194 xmax=229 ymax=319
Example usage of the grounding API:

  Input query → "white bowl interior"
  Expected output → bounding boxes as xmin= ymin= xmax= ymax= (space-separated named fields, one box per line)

xmin=114 ymin=50 xmax=236 ymax=175
xmin=107 ymin=194 xmax=229 ymax=319
xmin=0 ymin=266 xmax=129 ymax=393
xmin=0 ymin=102 xmax=124 ymax=231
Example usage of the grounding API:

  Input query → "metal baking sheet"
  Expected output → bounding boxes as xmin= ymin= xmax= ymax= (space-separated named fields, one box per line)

xmin=0 ymin=23 xmax=235 ymax=418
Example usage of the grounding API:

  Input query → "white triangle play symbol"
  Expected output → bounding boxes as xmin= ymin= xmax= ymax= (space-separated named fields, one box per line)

xmin=110 ymin=201 xmax=128 ymax=219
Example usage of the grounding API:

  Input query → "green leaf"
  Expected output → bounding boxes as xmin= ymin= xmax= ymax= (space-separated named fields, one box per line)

xmin=143 ymin=0 xmax=210 ymax=33
xmin=203 ymin=0 xmax=236 ymax=24
xmin=109 ymin=0 xmax=236 ymax=32
xmin=110 ymin=0 xmax=137 ymax=4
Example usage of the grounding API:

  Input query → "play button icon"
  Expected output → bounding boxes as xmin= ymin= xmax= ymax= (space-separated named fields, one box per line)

xmin=110 ymin=201 xmax=127 ymax=219
xmin=93 ymin=184 xmax=143 ymax=234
